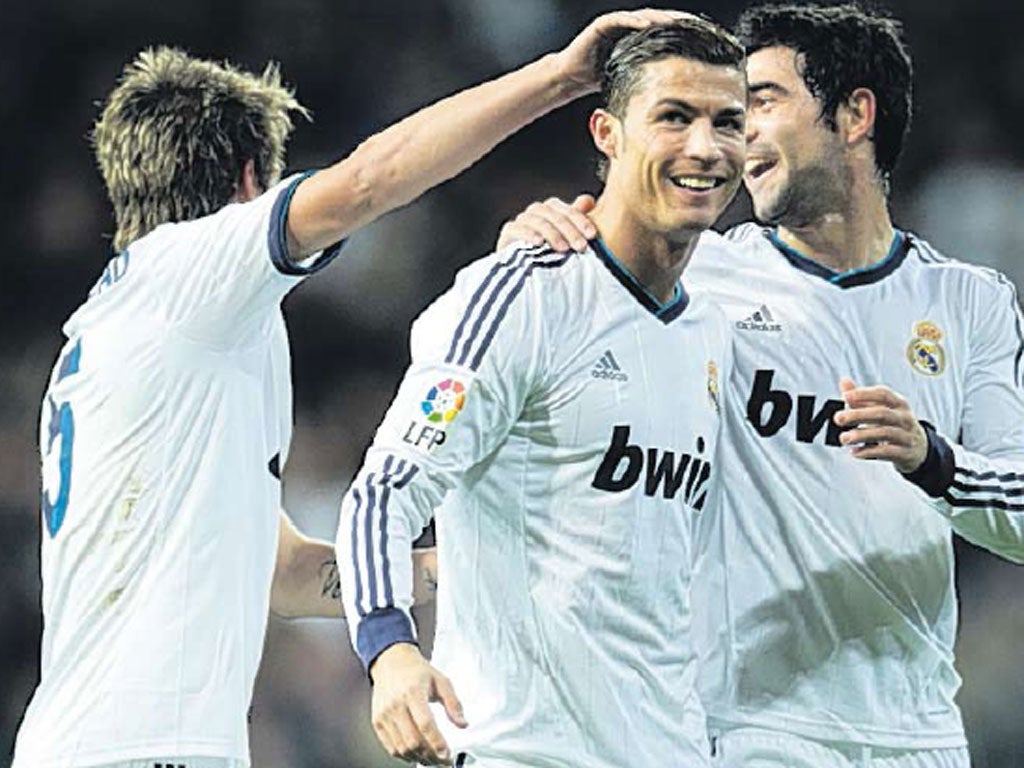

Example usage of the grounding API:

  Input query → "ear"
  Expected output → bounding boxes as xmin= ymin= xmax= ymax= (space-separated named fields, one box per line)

xmin=838 ymin=87 xmax=876 ymax=146
xmin=589 ymin=108 xmax=622 ymax=167
xmin=235 ymin=158 xmax=261 ymax=203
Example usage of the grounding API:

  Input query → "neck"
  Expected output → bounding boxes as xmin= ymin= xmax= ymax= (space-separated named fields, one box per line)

xmin=776 ymin=173 xmax=895 ymax=273
xmin=590 ymin=196 xmax=698 ymax=304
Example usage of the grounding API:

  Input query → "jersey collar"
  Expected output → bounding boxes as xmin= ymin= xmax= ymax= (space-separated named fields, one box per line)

xmin=592 ymin=238 xmax=690 ymax=324
xmin=766 ymin=228 xmax=910 ymax=289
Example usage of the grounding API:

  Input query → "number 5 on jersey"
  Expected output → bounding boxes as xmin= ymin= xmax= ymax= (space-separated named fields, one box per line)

xmin=42 ymin=339 xmax=81 ymax=537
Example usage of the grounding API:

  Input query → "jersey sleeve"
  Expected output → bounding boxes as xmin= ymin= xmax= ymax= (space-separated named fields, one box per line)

xmin=335 ymin=245 xmax=567 ymax=671
xmin=146 ymin=172 xmax=343 ymax=343
xmin=902 ymin=273 xmax=1024 ymax=562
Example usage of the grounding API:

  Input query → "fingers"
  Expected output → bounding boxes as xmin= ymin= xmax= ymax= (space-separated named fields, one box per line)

xmin=839 ymin=384 xmax=907 ymax=409
xmin=838 ymin=377 xmax=857 ymax=398
xmin=433 ymin=672 xmax=468 ymax=729
xmin=847 ymin=442 xmax=916 ymax=464
xmin=834 ymin=405 xmax=916 ymax=430
xmin=571 ymin=193 xmax=597 ymax=213
xmin=409 ymin=698 xmax=453 ymax=763
xmin=596 ymin=8 xmax=697 ymax=33
xmin=497 ymin=198 xmax=596 ymax=253
xmin=839 ymin=425 xmax=915 ymax=448
xmin=375 ymin=700 xmax=453 ymax=765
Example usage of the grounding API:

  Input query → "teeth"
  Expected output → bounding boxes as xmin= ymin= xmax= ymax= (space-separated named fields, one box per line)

xmin=673 ymin=176 xmax=718 ymax=190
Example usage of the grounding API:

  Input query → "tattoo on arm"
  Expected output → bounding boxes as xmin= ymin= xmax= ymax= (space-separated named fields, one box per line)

xmin=423 ymin=565 xmax=438 ymax=594
xmin=320 ymin=559 xmax=341 ymax=600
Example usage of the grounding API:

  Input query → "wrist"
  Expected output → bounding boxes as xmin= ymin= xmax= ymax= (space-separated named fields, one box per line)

xmin=900 ymin=421 xmax=955 ymax=498
xmin=542 ymin=51 xmax=598 ymax=104
xmin=369 ymin=641 xmax=421 ymax=681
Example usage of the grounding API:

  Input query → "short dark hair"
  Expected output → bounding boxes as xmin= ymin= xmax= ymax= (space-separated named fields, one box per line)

xmin=93 ymin=47 xmax=308 ymax=250
xmin=737 ymin=3 xmax=913 ymax=182
xmin=601 ymin=18 xmax=746 ymax=118
xmin=596 ymin=19 xmax=745 ymax=181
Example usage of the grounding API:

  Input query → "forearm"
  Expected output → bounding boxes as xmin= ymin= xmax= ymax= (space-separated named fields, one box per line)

xmin=903 ymin=424 xmax=1024 ymax=563
xmin=289 ymin=53 xmax=586 ymax=255
xmin=271 ymin=527 xmax=343 ymax=619
xmin=272 ymin=533 xmax=438 ymax=620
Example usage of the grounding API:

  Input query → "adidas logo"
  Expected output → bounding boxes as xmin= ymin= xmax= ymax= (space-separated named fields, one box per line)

xmin=591 ymin=350 xmax=628 ymax=382
xmin=736 ymin=304 xmax=782 ymax=332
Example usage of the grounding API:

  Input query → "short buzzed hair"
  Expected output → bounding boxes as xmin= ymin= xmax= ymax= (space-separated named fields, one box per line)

xmin=596 ymin=19 xmax=745 ymax=181
xmin=93 ymin=47 xmax=308 ymax=250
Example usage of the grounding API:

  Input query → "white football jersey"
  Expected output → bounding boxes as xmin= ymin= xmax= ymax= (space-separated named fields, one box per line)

xmin=15 ymin=174 xmax=340 ymax=768
xmin=337 ymin=239 xmax=734 ymax=768
xmin=689 ymin=224 xmax=1024 ymax=749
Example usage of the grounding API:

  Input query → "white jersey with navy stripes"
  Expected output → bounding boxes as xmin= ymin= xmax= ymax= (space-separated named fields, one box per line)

xmin=336 ymin=239 xmax=733 ymax=768
xmin=688 ymin=223 xmax=1024 ymax=750
xmin=15 ymin=174 xmax=341 ymax=768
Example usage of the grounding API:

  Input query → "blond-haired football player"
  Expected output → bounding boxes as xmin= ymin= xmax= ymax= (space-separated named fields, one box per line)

xmin=15 ymin=11 xmax=689 ymax=768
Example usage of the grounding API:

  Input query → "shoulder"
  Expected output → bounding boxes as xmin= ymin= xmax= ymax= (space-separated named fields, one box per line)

xmin=411 ymin=243 xmax=582 ymax=361
xmin=904 ymin=231 xmax=1018 ymax=302
xmin=444 ymin=242 xmax=584 ymax=313
xmin=692 ymin=223 xmax=765 ymax=268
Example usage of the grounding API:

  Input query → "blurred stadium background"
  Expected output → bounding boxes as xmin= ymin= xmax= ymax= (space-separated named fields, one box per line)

xmin=2 ymin=0 xmax=1023 ymax=766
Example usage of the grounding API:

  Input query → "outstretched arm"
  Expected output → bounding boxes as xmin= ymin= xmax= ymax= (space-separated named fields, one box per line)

xmin=271 ymin=511 xmax=437 ymax=619
xmin=287 ymin=10 xmax=684 ymax=257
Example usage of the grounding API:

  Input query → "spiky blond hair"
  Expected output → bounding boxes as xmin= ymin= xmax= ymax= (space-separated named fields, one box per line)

xmin=93 ymin=47 xmax=309 ymax=250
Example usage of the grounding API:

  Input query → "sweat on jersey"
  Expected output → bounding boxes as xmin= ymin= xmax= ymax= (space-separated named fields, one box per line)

xmin=688 ymin=224 xmax=1024 ymax=750
xmin=16 ymin=174 xmax=340 ymax=768
xmin=336 ymin=239 xmax=733 ymax=768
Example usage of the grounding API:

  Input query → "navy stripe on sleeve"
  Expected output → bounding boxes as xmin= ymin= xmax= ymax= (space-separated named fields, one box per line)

xmin=364 ymin=471 xmax=380 ymax=612
xmin=470 ymin=253 xmax=573 ymax=371
xmin=351 ymin=487 xmax=366 ymax=617
xmin=268 ymin=171 xmax=346 ymax=276
xmin=445 ymin=249 xmax=571 ymax=372
xmin=445 ymin=246 xmax=559 ymax=367
xmin=941 ymin=462 xmax=1024 ymax=512
xmin=353 ymin=456 xmax=424 ymax=617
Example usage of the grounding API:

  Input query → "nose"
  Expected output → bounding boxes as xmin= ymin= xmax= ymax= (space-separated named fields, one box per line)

xmin=745 ymin=112 xmax=760 ymax=144
xmin=683 ymin=118 xmax=724 ymax=166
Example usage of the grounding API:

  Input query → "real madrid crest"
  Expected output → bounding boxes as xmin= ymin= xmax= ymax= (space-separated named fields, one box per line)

xmin=707 ymin=360 xmax=720 ymax=412
xmin=907 ymin=321 xmax=946 ymax=376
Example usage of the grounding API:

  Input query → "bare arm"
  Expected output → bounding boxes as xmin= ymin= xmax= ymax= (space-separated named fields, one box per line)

xmin=287 ymin=9 xmax=687 ymax=257
xmin=271 ymin=511 xmax=438 ymax=619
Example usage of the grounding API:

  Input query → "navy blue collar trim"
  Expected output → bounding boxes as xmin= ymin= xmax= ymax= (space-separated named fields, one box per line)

xmin=591 ymin=238 xmax=690 ymax=324
xmin=766 ymin=229 xmax=910 ymax=289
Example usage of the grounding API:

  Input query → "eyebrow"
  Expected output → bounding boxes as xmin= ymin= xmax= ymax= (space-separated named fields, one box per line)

xmin=749 ymin=82 xmax=790 ymax=97
xmin=655 ymin=99 xmax=746 ymax=117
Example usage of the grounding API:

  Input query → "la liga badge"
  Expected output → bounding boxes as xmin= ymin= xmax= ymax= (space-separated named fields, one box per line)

xmin=422 ymin=378 xmax=467 ymax=423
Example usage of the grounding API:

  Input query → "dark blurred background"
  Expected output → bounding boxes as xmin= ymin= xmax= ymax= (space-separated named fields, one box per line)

xmin=2 ymin=0 xmax=1023 ymax=766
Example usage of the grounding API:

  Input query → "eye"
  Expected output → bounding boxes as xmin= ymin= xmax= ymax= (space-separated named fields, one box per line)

xmin=716 ymin=116 xmax=745 ymax=133
xmin=660 ymin=109 xmax=691 ymax=125
xmin=750 ymin=94 xmax=775 ymax=110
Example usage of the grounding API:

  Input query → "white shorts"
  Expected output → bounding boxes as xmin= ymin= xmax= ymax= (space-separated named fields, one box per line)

xmin=92 ymin=760 xmax=246 ymax=768
xmin=709 ymin=727 xmax=970 ymax=768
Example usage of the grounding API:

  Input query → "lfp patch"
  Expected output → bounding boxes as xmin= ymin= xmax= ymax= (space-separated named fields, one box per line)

xmin=422 ymin=378 xmax=467 ymax=424
xmin=906 ymin=321 xmax=946 ymax=376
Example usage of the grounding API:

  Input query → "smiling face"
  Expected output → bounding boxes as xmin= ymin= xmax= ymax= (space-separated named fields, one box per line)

xmin=595 ymin=56 xmax=747 ymax=240
xmin=743 ymin=46 xmax=849 ymax=226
